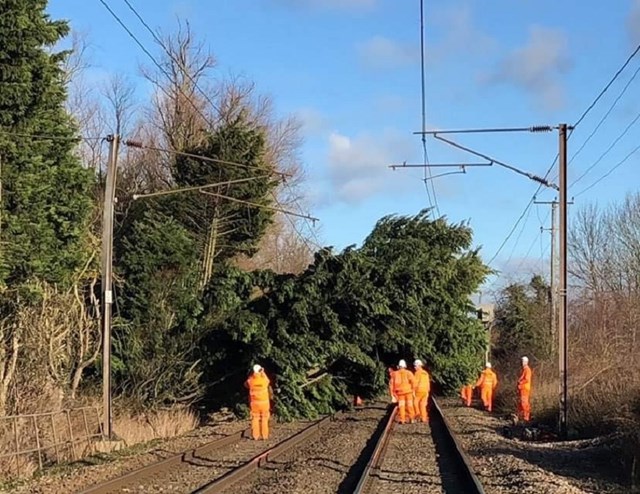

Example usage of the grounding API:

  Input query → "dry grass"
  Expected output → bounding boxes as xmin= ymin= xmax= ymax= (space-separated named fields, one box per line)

xmin=0 ymin=405 xmax=200 ymax=482
xmin=114 ymin=408 xmax=200 ymax=447
xmin=494 ymin=293 xmax=640 ymax=487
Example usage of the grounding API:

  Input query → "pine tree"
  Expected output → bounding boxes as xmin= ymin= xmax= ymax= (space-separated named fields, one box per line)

xmin=113 ymin=115 xmax=277 ymax=407
xmin=202 ymin=210 xmax=491 ymax=418
xmin=0 ymin=0 xmax=93 ymax=287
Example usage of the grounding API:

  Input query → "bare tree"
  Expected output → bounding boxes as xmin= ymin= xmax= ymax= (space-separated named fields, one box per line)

xmin=63 ymin=31 xmax=108 ymax=172
xmin=142 ymin=19 xmax=215 ymax=151
xmin=102 ymin=73 xmax=138 ymax=137
xmin=138 ymin=18 xmax=319 ymax=276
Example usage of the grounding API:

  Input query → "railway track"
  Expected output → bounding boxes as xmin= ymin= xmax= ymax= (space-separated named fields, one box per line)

xmin=352 ymin=397 xmax=485 ymax=494
xmin=79 ymin=400 xmax=484 ymax=494
xmin=78 ymin=416 xmax=333 ymax=494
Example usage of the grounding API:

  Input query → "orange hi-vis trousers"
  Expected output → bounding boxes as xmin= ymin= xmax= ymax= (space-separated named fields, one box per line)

xmin=518 ymin=391 xmax=531 ymax=421
xmin=480 ymin=386 xmax=494 ymax=412
xmin=396 ymin=392 xmax=415 ymax=424
xmin=250 ymin=401 xmax=270 ymax=440
xmin=460 ymin=385 xmax=473 ymax=406
xmin=414 ymin=392 xmax=429 ymax=422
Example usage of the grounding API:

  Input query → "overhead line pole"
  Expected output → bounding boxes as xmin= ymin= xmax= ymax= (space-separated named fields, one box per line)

xmin=101 ymin=134 xmax=120 ymax=440
xmin=534 ymin=198 xmax=574 ymax=358
xmin=392 ymin=122 xmax=574 ymax=437
xmin=558 ymin=123 xmax=569 ymax=439
xmin=535 ymin=200 xmax=558 ymax=351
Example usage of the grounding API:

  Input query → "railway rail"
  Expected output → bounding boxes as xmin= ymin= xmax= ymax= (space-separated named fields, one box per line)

xmin=77 ymin=428 xmax=247 ymax=494
xmin=79 ymin=399 xmax=484 ymax=494
xmin=352 ymin=397 xmax=485 ymax=494
xmin=78 ymin=416 xmax=333 ymax=494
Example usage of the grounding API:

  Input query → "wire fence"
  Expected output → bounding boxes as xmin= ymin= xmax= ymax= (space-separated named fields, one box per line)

xmin=0 ymin=406 xmax=103 ymax=478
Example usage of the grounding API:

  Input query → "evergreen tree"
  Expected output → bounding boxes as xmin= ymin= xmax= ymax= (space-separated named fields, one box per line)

xmin=0 ymin=0 xmax=93 ymax=288
xmin=202 ymin=210 xmax=490 ymax=418
xmin=494 ymin=274 xmax=552 ymax=360
xmin=113 ymin=115 xmax=277 ymax=407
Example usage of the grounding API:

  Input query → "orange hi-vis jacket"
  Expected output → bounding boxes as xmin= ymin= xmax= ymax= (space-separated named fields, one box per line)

xmin=476 ymin=369 xmax=498 ymax=390
xmin=390 ymin=368 xmax=415 ymax=396
xmin=518 ymin=365 xmax=532 ymax=392
xmin=246 ymin=371 xmax=271 ymax=409
xmin=413 ymin=368 xmax=431 ymax=395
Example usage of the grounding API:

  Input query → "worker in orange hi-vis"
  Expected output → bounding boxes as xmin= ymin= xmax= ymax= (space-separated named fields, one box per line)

xmin=517 ymin=356 xmax=533 ymax=422
xmin=244 ymin=364 xmax=272 ymax=440
xmin=475 ymin=362 xmax=498 ymax=412
xmin=388 ymin=367 xmax=398 ymax=403
xmin=412 ymin=359 xmax=431 ymax=422
xmin=460 ymin=382 xmax=474 ymax=407
xmin=390 ymin=359 xmax=415 ymax=424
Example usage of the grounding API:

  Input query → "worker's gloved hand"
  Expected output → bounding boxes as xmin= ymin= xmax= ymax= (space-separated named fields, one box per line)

xmin=391 ymin=396 xmax=398 ymax=404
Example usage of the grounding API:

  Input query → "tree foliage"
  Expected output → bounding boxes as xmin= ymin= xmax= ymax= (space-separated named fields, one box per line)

xmin=493 ymin=275 xmax=552 ymax=361
xmin=113 ymin=115 xmax=277 ymax=406
xmin=0 ymin=0 xmax=93 ymax=287
xmin=202 ymin=210 xmax=490 ymax=418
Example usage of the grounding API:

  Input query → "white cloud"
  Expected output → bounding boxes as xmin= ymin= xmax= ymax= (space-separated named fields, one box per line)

xmin=430 ymin=4 xmax=497 ymax=61
xmin=271 ymin=0 xmax=376 ymax=12
xmin=482 ymin=26 xmax=571 ymax=110
xmin=326 ymin=130 xmax=413 ymax=202
xmin=357 ymin=36 xmax=419 ymax=70
xmin=629 ymin=0 xmax=640 ymax=45
xmin=294 ymin=108 xmax=328 ymax=134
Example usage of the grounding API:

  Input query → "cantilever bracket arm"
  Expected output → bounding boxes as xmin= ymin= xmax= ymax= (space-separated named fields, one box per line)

xmin=389 ymin=161 xmax=492 ymax=170
xmin=432 ymin=134 xmax=559 ymax=190
xmin=423 ymin=170 xmax=468 ymax=181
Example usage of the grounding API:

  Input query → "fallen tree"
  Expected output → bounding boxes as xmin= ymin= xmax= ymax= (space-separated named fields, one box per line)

xmin=201 ymin=210 xmax=490 ymax=419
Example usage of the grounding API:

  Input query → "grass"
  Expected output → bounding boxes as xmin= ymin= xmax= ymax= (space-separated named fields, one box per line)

xmin=0 ymin=406 xmax=200 ymax=483
xmin=114 ymin=408 xmax=200 ymax=447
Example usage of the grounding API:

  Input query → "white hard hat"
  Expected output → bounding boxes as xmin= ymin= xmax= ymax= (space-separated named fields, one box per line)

xmin=485 ymin=362 xmax=492 ymax=368
xmin=398 ymin=359 xmax=407 ymax=368
xmin=253 ymin=364 xmax=263 ymax=373
xmin=414 ymin=359 xmax=423 ymax=367
xmin=521 ymin=356 xmax=529 ymax=364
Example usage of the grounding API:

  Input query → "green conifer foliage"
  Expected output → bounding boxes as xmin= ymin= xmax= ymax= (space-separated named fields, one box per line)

xmin=203 ymin=210 xmax=490 ymax=418
xmin=0 ymin=0 xmax=92 ymax=287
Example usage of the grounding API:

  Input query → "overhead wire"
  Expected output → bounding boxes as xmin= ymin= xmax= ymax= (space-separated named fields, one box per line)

xmin=486 ymin=40 xmax=640 ymax=270
xmin=569 ymin=61 xmax=640 ymax=166
xmin=573 ymin=142 xmax=640 ymax=197
xmin=502 ymin=202 xmax=534 ymax=268
xmin=118 ymin=0 xmax=322 ymax=252
xmin=569 ymin=110 xmax=640 ymax=188
xmin=419 ymin=0 xmax=438 ymax=216
xmin=573 ymin=41 xmax=640 ymax=129
xmin=277 ymin=184 xmax=323 ymax=248
xmin=126 ymin=141 xmax=290 ymax=177
xmin=96 ymin=0 xmax=221 ymax=143
xmin=0 ymin=130 xmax=105 ymax=141
xmin=513 ymin=228 xmax=545 ymax=275
xmin=100 ymin=0 xmax=322 ymax=251
xmin=119 ymin=0 xmax=222 ymax=115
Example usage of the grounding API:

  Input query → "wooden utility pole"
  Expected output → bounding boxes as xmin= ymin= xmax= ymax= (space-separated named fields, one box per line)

xmin=535 ymin=198 xmax=573 ymax=353
xmin=535 ymin=199 xmax=557 ymax=344
xmin=558 ymin=124 xmax=568 ymax=439
xmin=102 ymin=134 xmax=119 ymax=439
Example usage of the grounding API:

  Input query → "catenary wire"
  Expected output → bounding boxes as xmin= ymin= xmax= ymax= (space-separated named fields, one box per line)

xmin=487 ymin=41 xmax=640 ymax=268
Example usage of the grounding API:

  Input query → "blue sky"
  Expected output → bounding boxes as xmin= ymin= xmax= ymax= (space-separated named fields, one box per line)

xmin=49 ymin=0 xmax=640 ymax=294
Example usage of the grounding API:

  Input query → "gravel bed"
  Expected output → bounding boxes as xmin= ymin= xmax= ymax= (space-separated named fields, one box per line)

xmin=226 ymin=405 xmax=390 ymax=494
xmin=439 ymin=398 xmax=632 ymax=494
xmin=118 ymin=420 xmax=313 ymax=493
xmin=369 ymin=420 xmax=445 ymax=494
xmin=8 ymin=417 xmax=247 ymax=494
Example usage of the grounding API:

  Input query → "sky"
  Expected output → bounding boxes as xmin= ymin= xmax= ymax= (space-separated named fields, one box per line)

xmin=48 ymin=0 xmax=640 ymax=296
